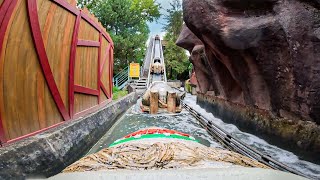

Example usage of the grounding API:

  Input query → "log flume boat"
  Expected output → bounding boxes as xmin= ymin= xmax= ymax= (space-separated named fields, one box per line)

xmin=54 ymin=128 xmax=306 ymax=180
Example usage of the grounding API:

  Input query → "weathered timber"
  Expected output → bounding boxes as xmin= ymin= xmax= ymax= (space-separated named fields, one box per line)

xmin=0 ymin=0 xmax=114 ymax=143
xmin=150 ymin=90 xmax=159 ymax=114
xmin=167 ymin=91 xmax=176 ymax=113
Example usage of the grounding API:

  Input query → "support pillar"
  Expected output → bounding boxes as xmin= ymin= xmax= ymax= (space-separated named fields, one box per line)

xmin=150 ymin=90 xmax=159 ymax=114
xmin=167 ymin=91 xmax=176 ymax=113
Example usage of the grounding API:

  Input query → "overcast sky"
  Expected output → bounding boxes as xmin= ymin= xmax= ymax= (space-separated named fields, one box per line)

xmin=147 ymin=0 xmax=172 ymax=38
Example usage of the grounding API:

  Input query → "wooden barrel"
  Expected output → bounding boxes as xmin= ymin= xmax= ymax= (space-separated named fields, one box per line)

xmin=0 ymin=0 xmax=114 ymax=143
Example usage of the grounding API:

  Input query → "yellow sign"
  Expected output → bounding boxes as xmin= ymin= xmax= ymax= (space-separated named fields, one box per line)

xmin=129 ymin=63 xmax=140 ymax=78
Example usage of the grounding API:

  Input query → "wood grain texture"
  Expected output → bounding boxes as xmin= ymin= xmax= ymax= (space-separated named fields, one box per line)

xmin=0 ymin=0 xmax=113 ymax=142
xmin=4 ymin=0 xmax=40 ymax=138
xmin=150 ymin=90 xmax=159 ymax=114
xmin=100 ymin=44 xmax=112 ymax=99
xmin=28 ymin=0 xmax=70 ymax=121
xmin=68 ymin=13 xmax=81 ymax=118
xmin=0 ymin=0 xmax=20 ymax=141
xmin=167 ymin=92 xmax=177 ymax=113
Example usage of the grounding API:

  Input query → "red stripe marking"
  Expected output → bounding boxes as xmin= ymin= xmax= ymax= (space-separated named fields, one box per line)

xmin=100 ymin=44 xmax=111 ymax=74
xmin=0 ymin=0 xmax=11 ymax=27
xmin=4 ymin=97 xmax=111 ymax=145
xmin=123 ymin=128 xmax=191 ymax=138
xmin=97 ymin=33 xmax=102 ymax=103
xmin=50 ymin=0 xmax=113 ymax=46
xmin=0 ymin=0 xmax=19 ymax=143
xmin=109 ymin=47 xmax=114 ymax=96
xmin=51 ymin=0 xmax=79 ymax=15
xmin=102 ymin=31 xmax=113 ymax=45
xmin=5 ymin=121 xmax=65 ymax=145
xmin=74 ymin=85 xmax=99 ymax=96
xmin=73 ymin=99 xmax=110 ymax=119
xmin=27 ymin=0 xmax=70 ymax=121
xmin=81 ymin=12 xmax=101 ymax=33
xmin=100 ymin=81 xmax=111 ymax=99
xmin=68 ymin=12 xmax=81 ymax=119
xmin=77 ymin=39 xmax=100 ymax=47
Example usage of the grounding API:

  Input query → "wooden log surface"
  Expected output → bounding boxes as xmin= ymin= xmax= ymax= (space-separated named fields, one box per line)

xmin=167 ymin=91 xmax=176 ymax=113
xmin=150 ymin=90 xmax=159 ymax=114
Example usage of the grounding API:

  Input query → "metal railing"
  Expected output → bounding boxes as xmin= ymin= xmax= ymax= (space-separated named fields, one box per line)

xmin=113 ymin=66 xmax=129 ymax=89
xmin=180 ymin=100 xmax=310 ymax=179
xmin=146 ymin=38 xmax=155 ymax=88
xmin=159 ymin=38 xmax=167 ymax=82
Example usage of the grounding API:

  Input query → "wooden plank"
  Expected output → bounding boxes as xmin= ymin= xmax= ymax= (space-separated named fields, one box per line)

xmin=100 ymin=81 xmax=111 ymax=99
xmin=68 ymin=13 xmax=81 ymax=118
xmin=0 ymin=0 xmax=112 ymax=142
xmin=99 ymin=37 xmax=107 ymax=102
xmin=0 ymin=0 xmax=19 ymax=141
xmin=38 ymin=0 xmax=56 ymax=128
xmin=100 ymin=37 xmax=111 ymax=99
xmin=150 ymin=90 xmax=159 ymax=114
xmin=81 ymin=12 xmax=101 ymax=33
xmin=75 ymin=18 xmax=99 ymax=115
xmin=100 ymin=44 xmax=111 ymax=74
xmin=74 ymin=46 xmax=98 ymax=89
xmin=97 ymin=33 xmax=102 ymax=103
xmin=74 ymin=93 xmax=98 ymax=114
xmin=4 ymin=0 xmax=35 ymax=138
xmin=44 ymin=2 xmax=75 ymax=122
xmin=109 ymin=46 xmax=114 ymax=96
xmin=78 ymin=18 xmax=99 ymax=41
xmin=51 ymin=0 xmax=79 ymax=15
xmin=37 ymin=0 xmax=60 ymax=126
xmin=27 ymin=0 xmax=70 ymax=121
xmin=167 ymin=91 xmax=177 ymax=113
xmin=74 ymin=45 xmax=98 ymax=114
xmin=37 ymin=70 xmax=46 ymax=129
xmin=0 ymin=0 xmax=11 ymax=27
xmin=58 ymin=5 xmax=75 ymax=112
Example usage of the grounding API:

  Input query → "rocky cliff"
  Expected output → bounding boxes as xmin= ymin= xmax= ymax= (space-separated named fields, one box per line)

xmin=177 ymin=0 xmax=320 ymax=125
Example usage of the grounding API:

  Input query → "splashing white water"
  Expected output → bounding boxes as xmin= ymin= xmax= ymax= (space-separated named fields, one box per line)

xmin=183 ymin=94 xmax=320 ymax=179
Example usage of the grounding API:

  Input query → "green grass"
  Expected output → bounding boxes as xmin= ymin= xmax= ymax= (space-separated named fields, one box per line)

xmin=112 ymin=87 xmax=128 ymax=100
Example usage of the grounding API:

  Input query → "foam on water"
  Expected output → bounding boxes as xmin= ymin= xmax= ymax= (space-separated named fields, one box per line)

xmin=87 ymin=94 xmax=320 ymax=179
xmin=87 ymin=99 xmax=223 ymax=155
xmin=183 ymin=94 xmax=320 ymax=179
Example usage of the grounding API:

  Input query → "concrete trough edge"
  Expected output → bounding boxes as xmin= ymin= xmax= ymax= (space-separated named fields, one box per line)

xmin=0 ymin=92 xmax=138 ymax=179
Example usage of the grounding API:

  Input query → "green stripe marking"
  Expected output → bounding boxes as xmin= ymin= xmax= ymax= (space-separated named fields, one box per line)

xmin=109 ymin=134 xmax=198 ymax=147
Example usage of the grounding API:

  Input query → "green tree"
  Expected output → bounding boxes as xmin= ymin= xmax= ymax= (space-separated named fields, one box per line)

xmin=163 ymin=0 xmax=189 ymax=80
xmin=77 ymin=0 xmax=161 ymax=73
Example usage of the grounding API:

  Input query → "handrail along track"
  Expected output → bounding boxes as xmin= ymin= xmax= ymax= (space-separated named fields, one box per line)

xmin=171 ymin=86 xmax=311 ymax=178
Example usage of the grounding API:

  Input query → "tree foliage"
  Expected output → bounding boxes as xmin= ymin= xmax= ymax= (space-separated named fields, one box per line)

xmin=77 ymin=0 xmax=161 ymax=73
xmin=163 ymin=0 xmax=189 ymax=80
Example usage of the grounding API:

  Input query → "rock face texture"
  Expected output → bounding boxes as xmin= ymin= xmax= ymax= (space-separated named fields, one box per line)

xmin=177 ymin=0 xmax=320 ymax=125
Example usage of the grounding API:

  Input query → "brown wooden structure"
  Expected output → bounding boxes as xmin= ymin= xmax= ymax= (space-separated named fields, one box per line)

xmin=0 ymin=0 xmax=114 ymax=144
xmin=150 ymin=90 xmax=159 ymax=114
xmin=167 ymin=91 xmax=176 ymax=113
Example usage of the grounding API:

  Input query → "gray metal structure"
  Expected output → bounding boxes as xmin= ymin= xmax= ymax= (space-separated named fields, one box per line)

xmin=141 ymin=35 xmax=167 ymax=88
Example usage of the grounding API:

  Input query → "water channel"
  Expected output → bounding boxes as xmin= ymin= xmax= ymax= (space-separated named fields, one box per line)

xmin=87 ymin=94 xmax=320 ymax=179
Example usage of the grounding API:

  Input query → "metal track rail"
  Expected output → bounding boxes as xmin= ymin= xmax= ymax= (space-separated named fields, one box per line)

xmin=180 ymin=101 xmax=311 ymax=179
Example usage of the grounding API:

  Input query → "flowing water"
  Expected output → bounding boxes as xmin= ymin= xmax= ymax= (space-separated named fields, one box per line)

xmin=88 ymin=94 xmax=320 ymax=179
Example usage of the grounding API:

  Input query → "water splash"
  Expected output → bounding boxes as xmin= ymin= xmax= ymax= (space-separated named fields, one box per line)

xmin=183 ymin=94 xmax=320 ymax=179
